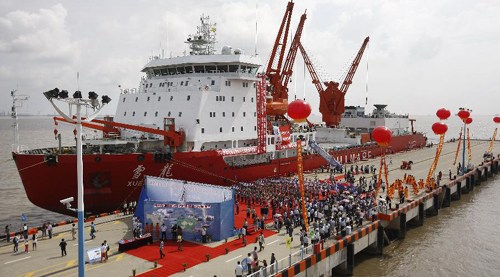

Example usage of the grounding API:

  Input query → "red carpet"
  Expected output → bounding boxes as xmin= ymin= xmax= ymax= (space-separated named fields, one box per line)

xmin=129 ymin=202 xmax=276 ymax=276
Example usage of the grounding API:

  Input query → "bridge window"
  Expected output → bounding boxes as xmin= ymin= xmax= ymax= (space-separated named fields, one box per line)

xmin=124 ymin=112 xmax=127 ymax=116
xmin=201 ymin=128 xmax=205 ymax=133
xmin=211 ymin=80 xmax=215 ymax=85
xmin=168 ymin=68 xmax=177 ymax=75
xmin=194 ymin=65 xmax=204 ymax=73
xmin=144 ymin=112 xmax=147 ymax=116
xmin=232 ymin=127 xmax=235 ymax=132
xmin=147 ymin=97 xmax=150 ymax=102
xmin=206 ymin=65 xmax=216 ymax=72
xmin=135 ymin=97 xmax=138 ymax=102
xmin=241 ymin=126 xmax=244 ymax=131
xmin=155 ymin=111 xmax=158 ymax=117
xmin=187 ymin=95 xmax=191 ymax=101
xmin=228 ymin=65 xmax=239 ymax=72
xmin=176 ymin=67 xmax=185 ymax=74
xmin=158 ymin=96 xmax=161 ymax=101
xmin=132 ymin=111 xmax=136 ymax=116
xmin=123 ymin=98 xmax=126 ymax=102
xmin=220 ymin=127 xmax=223 ymax=133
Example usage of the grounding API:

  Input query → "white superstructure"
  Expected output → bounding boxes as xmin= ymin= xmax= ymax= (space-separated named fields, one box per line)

xmin=114 ymin=16 xmax=263 ymax=152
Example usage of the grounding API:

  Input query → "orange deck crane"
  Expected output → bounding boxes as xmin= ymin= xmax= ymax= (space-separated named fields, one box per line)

xmin=299 ymin=37 xmax=369 ymax=127
xmin=265 ymin=1 xmax=307 ymax=116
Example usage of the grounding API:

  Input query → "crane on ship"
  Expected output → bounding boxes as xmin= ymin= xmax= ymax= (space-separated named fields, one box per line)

xmin=299 ymin=37 xmax=370 ymax=127
xmin=264 ymin=1 xmax=307 ymax=118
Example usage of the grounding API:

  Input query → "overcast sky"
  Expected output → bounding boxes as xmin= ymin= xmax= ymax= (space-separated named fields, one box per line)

xmin=1 ymin=0 xmax=500 ymax=118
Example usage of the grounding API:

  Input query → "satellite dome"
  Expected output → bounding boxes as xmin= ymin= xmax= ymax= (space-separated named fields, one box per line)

xmin=221 ymin=45 xmax=232 ymax=55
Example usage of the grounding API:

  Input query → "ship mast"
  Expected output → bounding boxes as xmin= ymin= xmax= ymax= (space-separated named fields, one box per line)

xmin=185 ymin=15 xmax=217 ymax=55
xmin=11 ymin=90 xmax=29 ymax=153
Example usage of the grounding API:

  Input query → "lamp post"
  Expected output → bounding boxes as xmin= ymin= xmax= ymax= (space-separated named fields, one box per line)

xmin=457 ymin=109 xmax=471 ymax=175
xmin=44 ymin=88 xmax=111 ymax=277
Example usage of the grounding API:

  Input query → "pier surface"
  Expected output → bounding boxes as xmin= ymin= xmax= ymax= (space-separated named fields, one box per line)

xmin=1 ymin=140 xmax=498 ymax=276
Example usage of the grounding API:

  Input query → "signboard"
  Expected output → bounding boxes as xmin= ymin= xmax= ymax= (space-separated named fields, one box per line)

xmin=87 ymin=247 xmax=102 ymax=263
xmin=279 ymin=125 xmax=291 ymax=145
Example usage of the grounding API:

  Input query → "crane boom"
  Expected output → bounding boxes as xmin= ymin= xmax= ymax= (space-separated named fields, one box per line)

xmin=299 ymin=37 xmax=369 ymax=127
xmin=266 ymin=1 xmax=294 ymax=79
xmin=279 ymin=12 xmax=307 ymax=100
xmin=340 ymin=36 xmax=370 ymax=94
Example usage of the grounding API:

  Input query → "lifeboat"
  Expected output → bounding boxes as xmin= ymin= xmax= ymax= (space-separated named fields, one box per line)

xmin=266 ymin=99 xmax=288 ymax=116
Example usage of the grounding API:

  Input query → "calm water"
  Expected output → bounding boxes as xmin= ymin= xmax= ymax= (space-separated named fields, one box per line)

xmin=1 ymin=115 xmax=500 ymax=276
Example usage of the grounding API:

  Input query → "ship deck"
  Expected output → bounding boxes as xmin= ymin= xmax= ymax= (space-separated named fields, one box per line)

xmin=1 ymin=139 xmax=499 ymax=276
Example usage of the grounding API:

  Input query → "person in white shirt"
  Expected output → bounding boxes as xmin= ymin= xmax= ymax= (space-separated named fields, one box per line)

xmin=235 ymin=261 xmax=243 ymax=277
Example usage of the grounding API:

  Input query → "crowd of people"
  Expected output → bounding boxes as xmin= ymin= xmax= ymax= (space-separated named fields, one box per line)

xmin=234 ymin=170 xmax=381 ymax=246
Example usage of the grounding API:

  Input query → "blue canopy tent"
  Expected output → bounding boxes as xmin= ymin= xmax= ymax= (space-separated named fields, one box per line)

xmin=135 ymin=176 xmax=234 ymax=242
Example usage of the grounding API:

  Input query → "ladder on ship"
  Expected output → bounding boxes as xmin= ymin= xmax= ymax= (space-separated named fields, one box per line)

xmin=308 ymin=140 xmax=343 ymax=171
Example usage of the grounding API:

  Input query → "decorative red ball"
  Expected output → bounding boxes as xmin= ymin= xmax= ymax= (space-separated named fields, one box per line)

xmin=372 ymin=126 xmax=392 ymax=147
xmin=287 ymin=99 xmax=311 ymax=121
xmin=457 ymin=110 xmax=470 ymax=120
xmin=465 ymin=117 xmax=473 ymax=125
xmin=436 ymin=108 xmax=451 ymax=120
xmin=432 ymin=122 xmax=448 ymax=135
xmin=494 ymin=116 xmax=500 ymax=124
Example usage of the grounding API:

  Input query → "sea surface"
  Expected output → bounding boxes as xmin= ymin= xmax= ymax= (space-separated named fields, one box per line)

xmin=1 ymin=115 xmax=500 ymax=276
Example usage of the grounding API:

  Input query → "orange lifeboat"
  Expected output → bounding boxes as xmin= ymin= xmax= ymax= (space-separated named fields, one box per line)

xmin=266 ymin=99 xmax=288 ymax=116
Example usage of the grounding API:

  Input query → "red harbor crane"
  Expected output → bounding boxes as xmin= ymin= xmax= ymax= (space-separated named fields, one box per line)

xmin=299 ymin=37 xmax=369 ymax=127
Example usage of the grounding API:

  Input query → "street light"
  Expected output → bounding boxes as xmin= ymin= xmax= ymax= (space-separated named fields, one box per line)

xmin=457 ymin=108 xmax=471 ymax=175
xmin=44 ymin=88 xmax=111 ymax=277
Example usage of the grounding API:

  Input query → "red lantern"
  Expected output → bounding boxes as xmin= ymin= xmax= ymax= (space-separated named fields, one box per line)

xmin=372 ymin=126 xmax=392 ymax=147
xmin=436 ymin=108 xmax=451 ymax=120
xmin=287 ymin=99 xmax=311 ymax=122
xmin=432 ymin=122 xmax=448 ymax=135
xmin=465 ymin=117 xmax=473 ymax=125
xmin=494 ymin=116 xmax=500 ymax=124
xmin=53 ymin=129 xmax=58 ymax=136
xmin=457 ymin=110 xmax=470 ymax=121
xmin=73 ymin=129 xmax=77 ymax=136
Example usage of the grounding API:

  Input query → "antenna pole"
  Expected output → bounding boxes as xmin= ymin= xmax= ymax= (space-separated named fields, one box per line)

xmin=255 ymin=2 xmax=258 ymax=56
xmin=11 ymin=89 xmax=29 ymax=153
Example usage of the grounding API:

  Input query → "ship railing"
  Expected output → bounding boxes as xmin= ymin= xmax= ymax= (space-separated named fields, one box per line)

xmin=12 ymin=144 xmax=30 ymax=153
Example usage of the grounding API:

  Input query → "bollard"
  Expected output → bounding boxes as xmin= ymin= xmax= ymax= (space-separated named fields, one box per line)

xmin=346 ymin=244 xmax=355 ymax=276
xmin=457 ymin=182 xmax=462 ymax=200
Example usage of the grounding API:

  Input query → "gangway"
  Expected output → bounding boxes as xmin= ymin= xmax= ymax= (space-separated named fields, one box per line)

xmin=308 ymin=140 xmax=342 ymax=171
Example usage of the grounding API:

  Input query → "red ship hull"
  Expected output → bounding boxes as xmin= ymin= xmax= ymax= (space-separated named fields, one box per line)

xmin=12 ymin=133 xmax=425 ymax=216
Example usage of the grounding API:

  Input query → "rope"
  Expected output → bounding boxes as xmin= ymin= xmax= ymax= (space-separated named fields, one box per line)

xmin=17 ymin=160 xmax=47 ymax=172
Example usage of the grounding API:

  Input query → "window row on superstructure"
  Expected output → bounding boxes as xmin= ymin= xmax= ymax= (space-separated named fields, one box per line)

xmin=200 ymin=126 xmax=257 ymax=133
xmin=123 ymin=111 xmax=256 ymax=119
xmin=147 ymin=64 xmax=259 ymax=78
xmin=123 ymin=95 xmax=253 ymax=103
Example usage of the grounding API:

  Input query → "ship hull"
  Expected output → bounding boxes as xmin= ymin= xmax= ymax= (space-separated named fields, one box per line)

xmin=12 ymin=133 xmax=425 ymax=216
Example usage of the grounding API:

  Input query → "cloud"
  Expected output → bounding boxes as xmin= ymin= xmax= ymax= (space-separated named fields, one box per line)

xmin=0 ymin=4 xmax=80 ymax=62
